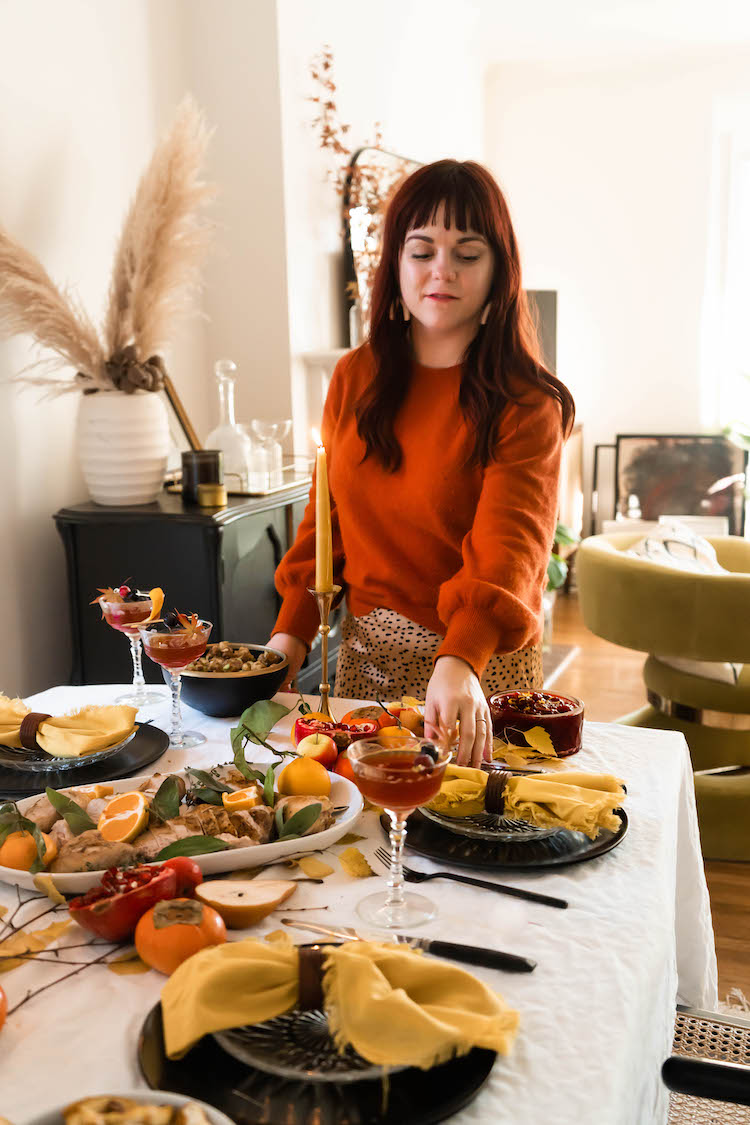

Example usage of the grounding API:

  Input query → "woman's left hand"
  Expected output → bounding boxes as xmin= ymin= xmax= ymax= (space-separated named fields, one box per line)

xmin=424 ymin=656 xmax=493 ymax=767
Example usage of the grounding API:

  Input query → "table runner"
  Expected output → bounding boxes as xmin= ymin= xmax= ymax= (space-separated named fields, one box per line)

xmin=0 ymin=685 xmax=717 ymax=1124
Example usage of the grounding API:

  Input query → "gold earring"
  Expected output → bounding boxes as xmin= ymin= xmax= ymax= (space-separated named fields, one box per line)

xmin=401 ymin=299 xmax=411 ymax=322
xmin=480 ymin=304 xmax=490 ymax=326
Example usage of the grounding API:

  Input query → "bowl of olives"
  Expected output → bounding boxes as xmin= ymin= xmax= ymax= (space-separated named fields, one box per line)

xmin=179 ymin=641 xmax=288 ymax=717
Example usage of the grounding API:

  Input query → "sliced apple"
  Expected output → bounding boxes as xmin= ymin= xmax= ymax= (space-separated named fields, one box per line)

xmin=195 ymin=879 xmax=297 ymax=928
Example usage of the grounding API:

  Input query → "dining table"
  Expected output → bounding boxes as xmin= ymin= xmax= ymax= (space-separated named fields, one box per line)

xmin=0 ymin=684 xmax=718 ymax=1125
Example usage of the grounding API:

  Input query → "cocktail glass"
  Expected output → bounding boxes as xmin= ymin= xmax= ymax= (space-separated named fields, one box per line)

xmin=99 ymin=595 xmax=165 ymax=708
xmin=140 ymin=619 xmax=212 ymax=749
xmin=348 ymin=738 xmax=451 ymax=929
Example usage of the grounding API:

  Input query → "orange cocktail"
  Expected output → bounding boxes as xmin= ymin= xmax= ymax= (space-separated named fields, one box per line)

xmin=140 ymin=614 xmax=212 ymax=749
xmin=348 ymin=739 xmax=450 ymax=930
xmin=94 ymin=584 xmax=165 ymax=708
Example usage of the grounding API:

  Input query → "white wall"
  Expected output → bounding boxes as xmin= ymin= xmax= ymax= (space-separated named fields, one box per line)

xmin=0 ymin=0 xmax=290 ymax=694
xmin=276 ymin=0 xmax=484 ymax=452
xmin=484 ymin=49 xmax=750 ymax=520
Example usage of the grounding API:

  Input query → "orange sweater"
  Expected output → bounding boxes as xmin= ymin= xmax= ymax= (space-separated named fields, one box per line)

xmin=273 ymin=345 xmax=564 ymax=678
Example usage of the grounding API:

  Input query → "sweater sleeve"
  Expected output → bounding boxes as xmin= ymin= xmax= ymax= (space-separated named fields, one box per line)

xmin=271 ymin=357 xmax=348 ymax=648
xmin=436 ymin=389 xmax=564 ymax=678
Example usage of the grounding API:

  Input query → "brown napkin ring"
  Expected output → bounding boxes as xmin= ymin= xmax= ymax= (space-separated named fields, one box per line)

xmin=297 ymin=947 xmax=326 ymax=1011
xmin=19 ymin=712 xmax=52 ymax=751
xmin=485 ymin=770 xmax=511 ymax=815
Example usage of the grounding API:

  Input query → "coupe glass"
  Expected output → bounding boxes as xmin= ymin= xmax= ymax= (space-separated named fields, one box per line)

xmin=99 ymin=595 xmax=165 ymax=708
xmin=348 ymin=738 xmax=450 ymax=929
xmin=140 ymin=619 xmax=212 ymax=748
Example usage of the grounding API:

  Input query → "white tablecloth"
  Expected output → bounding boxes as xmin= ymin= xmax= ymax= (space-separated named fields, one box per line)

xmin=0 ymin=685 xmax=718 ymax=1125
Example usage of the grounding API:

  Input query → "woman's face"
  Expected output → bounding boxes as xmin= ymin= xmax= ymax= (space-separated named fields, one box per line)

xmin=398 ymin=205 xmax=494 ymax=336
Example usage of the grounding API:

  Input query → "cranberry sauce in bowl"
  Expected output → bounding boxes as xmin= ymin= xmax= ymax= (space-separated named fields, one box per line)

xmin=488 ymin=689 xmax=584 ymax=757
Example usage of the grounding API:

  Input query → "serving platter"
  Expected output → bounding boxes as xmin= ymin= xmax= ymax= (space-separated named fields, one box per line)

xmin=0 ymin=728 xmax=138 ymax=773
xmin=0 ymin=768 xmax=363 ymax=894
xmin=21 ymin=1090 xmax=236 ymax=1125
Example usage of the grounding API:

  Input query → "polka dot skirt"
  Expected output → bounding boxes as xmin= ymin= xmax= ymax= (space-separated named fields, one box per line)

xmin=333 ymin=607 xmax=543 ymax=700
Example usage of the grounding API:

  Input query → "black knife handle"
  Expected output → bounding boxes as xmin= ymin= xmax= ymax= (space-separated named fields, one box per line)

xmin=425 ymin=939 xmax=536 ymax=973
xmin=437 ymin=871 xmax=567 ymax=909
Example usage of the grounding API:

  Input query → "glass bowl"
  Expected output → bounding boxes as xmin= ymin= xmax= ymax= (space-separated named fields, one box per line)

xmin=487 ymin=689 xmax=584 ymax=756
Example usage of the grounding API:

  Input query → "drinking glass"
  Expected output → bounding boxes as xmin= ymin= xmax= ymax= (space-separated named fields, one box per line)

xmin=247 ymin=419 xmax=291 ymax=490
xmin=140 ymin=619 xmax=212 ymax=748
xmin=99 ymin=595 xmax=165 ymax=708
xmin=348 ymin=738 xmax=451 ymax=928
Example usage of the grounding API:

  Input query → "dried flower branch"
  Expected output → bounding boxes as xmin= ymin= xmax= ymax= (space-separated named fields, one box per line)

xmin=0 ymin=96 xmax=215 ymax=395
xmin=308 ymin=47 xmax=415 ymax=324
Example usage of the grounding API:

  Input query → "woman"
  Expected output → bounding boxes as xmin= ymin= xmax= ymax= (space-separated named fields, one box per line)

xmin=270 ymin=159 xmax=574 ymax=766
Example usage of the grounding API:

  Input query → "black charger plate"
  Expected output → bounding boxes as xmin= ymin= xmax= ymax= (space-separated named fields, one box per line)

xmin=138 ymin=1001 xmax=496 ymax=1125
xmin=380 ymin=808 xmax=628 ymax=870
xmin=0 ymin=723 xmax=169 ymax=799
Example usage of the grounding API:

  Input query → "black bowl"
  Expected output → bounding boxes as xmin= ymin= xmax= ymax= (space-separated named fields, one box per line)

xmin=178 ymin=643 xmax=289 ymax=718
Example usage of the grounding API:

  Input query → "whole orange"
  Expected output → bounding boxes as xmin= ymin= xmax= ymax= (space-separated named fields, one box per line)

xmin=0 ymin=830 xmax=57 ymax=871
xmin=135 ymin=898 xmax=226 ymax=975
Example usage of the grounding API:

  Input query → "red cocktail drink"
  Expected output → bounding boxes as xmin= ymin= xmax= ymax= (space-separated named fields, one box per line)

xmin=94 ymin=584 xmax=165 ymax=708
xmin=348 ymin=738 xmax=451 ymax=930
xmin=488 ymin=690 xmax=583 ymax=756
xmin=140 ymin=616 xmax=212 ymax=749
xmin=102 ymin=599 xmax=153 ymax=635
xmin=353 ymin=748 xmax=448 ymax=811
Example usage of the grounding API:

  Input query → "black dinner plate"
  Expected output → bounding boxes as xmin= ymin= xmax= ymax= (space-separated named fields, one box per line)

xmin=0 ymin=723 xmax=169 ymax=799
xmin=380 ymin=807 xmax=628 ymax=870
xmin=138 ymin=1001 xmax=496 ymax=1125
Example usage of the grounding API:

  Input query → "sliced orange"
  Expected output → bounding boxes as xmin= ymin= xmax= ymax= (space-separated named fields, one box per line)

xmin=97 ymin=791 xmax=150 ymax=842
xmin=222 ymin=784 xmax=264 ymax=811
xmin=141 ymin=587 xmax=165 ymax=624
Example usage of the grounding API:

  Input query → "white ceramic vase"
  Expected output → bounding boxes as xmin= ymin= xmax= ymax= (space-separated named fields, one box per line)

xmin=77 ymin=390 xmax=169 ymax=506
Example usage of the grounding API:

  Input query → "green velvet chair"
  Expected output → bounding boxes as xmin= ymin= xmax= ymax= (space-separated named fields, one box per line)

xmin=576 ymin=532 xmax=750 ymax=860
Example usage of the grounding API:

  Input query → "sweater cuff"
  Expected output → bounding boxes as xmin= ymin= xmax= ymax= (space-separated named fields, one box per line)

xmin=436 ymin=606 xmax=502 ymax=680
xmin=271 ymin=587 xmax=322 ymax=651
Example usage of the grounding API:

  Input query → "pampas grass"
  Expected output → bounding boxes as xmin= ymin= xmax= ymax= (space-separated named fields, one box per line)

xmin=0 ymin=95 xmax=214 ymax=394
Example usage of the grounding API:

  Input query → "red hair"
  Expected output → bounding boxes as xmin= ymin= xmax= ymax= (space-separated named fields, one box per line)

xmin=356 ymin=159 xmax=575 ymax=470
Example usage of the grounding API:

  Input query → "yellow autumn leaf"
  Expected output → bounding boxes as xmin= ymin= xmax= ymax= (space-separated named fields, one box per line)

xmin=265 ymin=929 xmax=293 ymax=945
xmin=107 ymin=950 xmax=150 ymax=975
xmin=32 ymin=874 xmax=66 ymax=904
xmin=336 ymin=832 xmax=367 ymax=846
xmin=338 ymin=847 xmax=374 ymax=878
xmin=523 ymin=726 xmax=558 ymax=757
xmin=295 ymin=856 xmax=334 ymax=878
xmin=0 ymin=919 xmax=72 ymax=973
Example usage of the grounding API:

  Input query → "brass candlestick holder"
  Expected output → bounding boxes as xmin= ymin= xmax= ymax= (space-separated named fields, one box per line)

xmin=307 ymin=584 xmax=341 ymax=718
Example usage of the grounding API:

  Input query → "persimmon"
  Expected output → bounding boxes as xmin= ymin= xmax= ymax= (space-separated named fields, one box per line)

xmin=333 ymin=749 xmax=356 ymax=784
xmin=135 ymin=898 xmax=226 ymax=975
xmin=0 ymin=830 xmax=57 ymax=871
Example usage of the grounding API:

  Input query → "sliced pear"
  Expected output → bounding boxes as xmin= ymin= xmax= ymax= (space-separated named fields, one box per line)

xmin=195 ymin=879 xmax=297 ymax=928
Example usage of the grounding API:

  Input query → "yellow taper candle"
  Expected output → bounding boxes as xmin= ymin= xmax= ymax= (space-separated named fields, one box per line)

xmin=315 ymin=444 xmax=333 ymax=591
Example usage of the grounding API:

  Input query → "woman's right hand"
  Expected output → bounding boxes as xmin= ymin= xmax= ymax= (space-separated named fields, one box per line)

xmin=268 ymin=632 xmax=307 ymax=690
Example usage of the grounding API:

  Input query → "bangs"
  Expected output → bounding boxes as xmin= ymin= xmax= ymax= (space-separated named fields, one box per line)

xmin=401 ymin=166 xmax=490 ymax=238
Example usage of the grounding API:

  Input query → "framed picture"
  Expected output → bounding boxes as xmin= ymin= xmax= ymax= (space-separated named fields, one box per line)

xmin=591 ymin=443 xmax=617 ymax=534
xmin=614 ymin=434 xmax=747 ymax=535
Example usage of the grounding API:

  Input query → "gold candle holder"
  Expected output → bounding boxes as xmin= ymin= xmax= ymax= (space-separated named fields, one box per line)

xmin=307 ymin=584 xmax=341 ymax=718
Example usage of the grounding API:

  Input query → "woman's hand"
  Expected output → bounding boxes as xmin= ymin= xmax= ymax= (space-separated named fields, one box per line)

xmin=268 ymin=633 xmax=307 ymax=691
xmin=424 ymin=655 xmax=492 ymax=767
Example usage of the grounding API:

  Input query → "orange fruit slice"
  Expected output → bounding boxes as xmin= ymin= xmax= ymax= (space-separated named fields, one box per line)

xmin=97 ymin=791 xmax=150 ymax=842
xmin=222 ymin=784 xmax=264 ymax=811
xmin=141 ymin=587 xmax=165 ymax=624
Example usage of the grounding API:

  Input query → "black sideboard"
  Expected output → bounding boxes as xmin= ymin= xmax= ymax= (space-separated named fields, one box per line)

xmin=54 ymin=485 xmax=341 ymax=693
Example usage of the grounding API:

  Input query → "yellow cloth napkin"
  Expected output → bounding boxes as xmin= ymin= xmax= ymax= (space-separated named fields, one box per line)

xmin=0 ymin=695 xmax=137 ymax=758
xmin=426 ymin=765 xmax=625 ymax=839
xmin=161 ymin=938 xmax=519 ymax=1068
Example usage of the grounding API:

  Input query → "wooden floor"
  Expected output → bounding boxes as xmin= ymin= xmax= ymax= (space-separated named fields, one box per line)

xmin=551 ymin=593 xmax=750 ymax=1004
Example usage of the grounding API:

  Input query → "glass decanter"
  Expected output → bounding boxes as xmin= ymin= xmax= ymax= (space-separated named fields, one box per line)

xmin=246 ymin=419 xmax=292 ymax=491
xmin=205 ymin=359 xmax=254 ymax=492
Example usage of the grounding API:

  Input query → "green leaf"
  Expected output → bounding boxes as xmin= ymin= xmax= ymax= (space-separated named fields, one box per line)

xmin=275 ymin=805 xmax=286 ymax=837
xmin=240 ymin=700 xmax=290 ymax=743
xmin=45 ymin=787 xmax=96 ymax=835
xmin=185 ymin=768 xmax=233 ymax=794
xmin=190 ymin=787 xmax=224 ymax=806
xmin=263 ymin=766 xmax=275 ymax=808
xmin=278 ymin=802 xmax=322 ymax=839
xmin=155 ymin=835 xmax=230 ymax=860
xmin=546 ymin=554 xmax=568 ymax=592
xmin=554 ymin=522 xmax=580 ymax=546
xmin=150 ymin=776 xmax=182 ymax=823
